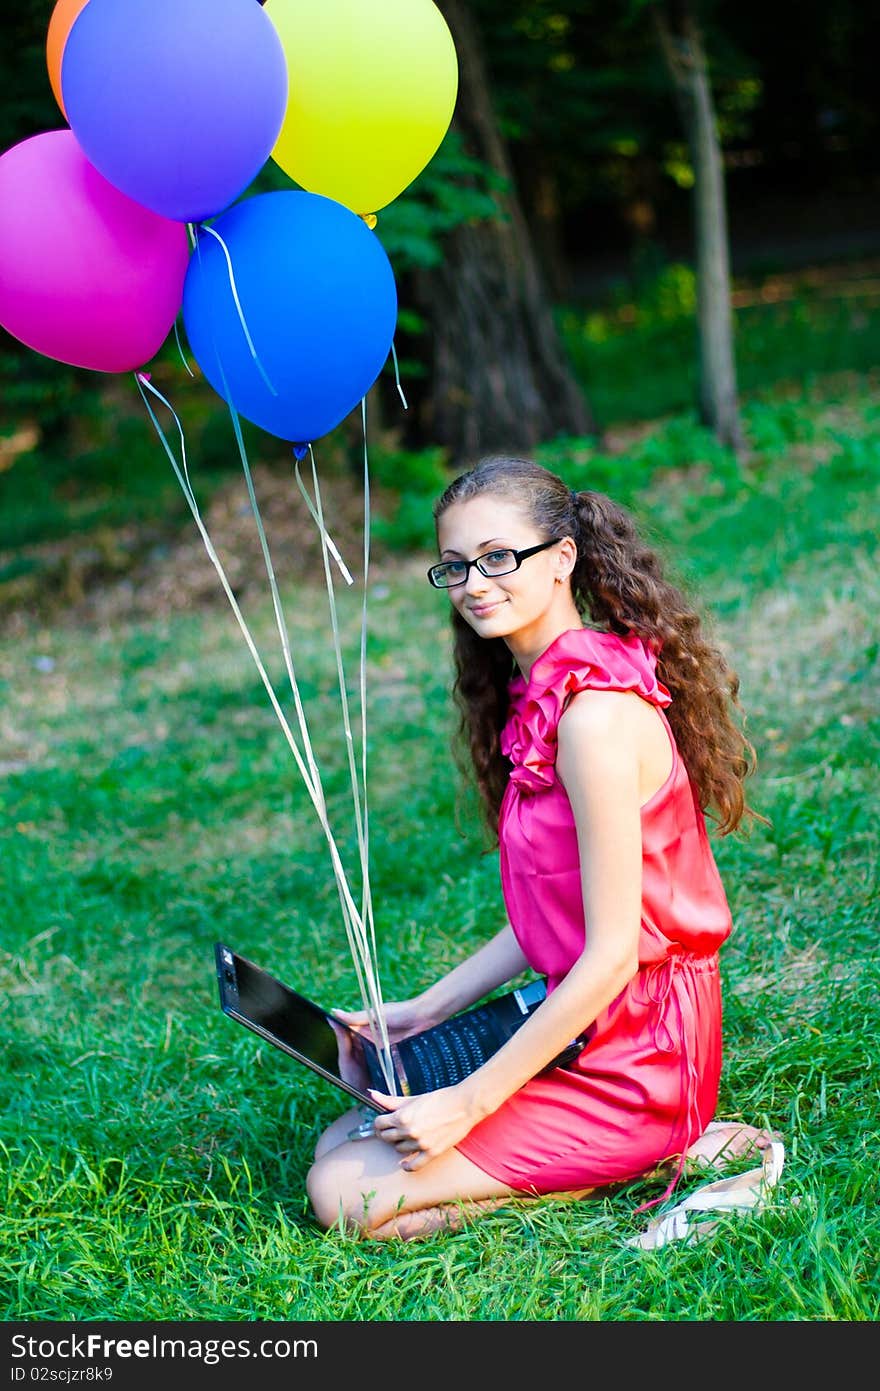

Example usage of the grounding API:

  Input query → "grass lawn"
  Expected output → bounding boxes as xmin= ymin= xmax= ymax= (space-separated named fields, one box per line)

xmin=559 ymin=255 xmax=880 ymax=428
xmin=1 ymin=377 xmax=878 ymax=1321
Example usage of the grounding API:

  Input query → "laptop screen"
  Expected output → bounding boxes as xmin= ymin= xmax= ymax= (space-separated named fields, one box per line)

xmin=233 ymin=951 xmax=341 ymax=1065
xmin=217 ymin=946 xmax=388 ymax=1097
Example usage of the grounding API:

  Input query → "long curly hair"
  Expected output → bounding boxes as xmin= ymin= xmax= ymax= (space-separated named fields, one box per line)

xmin=433 ymin=455 xmax=764 ymax=841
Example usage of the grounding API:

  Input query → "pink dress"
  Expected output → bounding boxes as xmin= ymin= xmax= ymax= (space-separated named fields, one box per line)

xmin=455 ymin=626 xmax=733 ymax=1194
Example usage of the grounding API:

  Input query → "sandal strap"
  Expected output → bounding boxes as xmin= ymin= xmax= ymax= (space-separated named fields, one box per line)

xmin=628 ymin=1141 xmax=785 ymax=1250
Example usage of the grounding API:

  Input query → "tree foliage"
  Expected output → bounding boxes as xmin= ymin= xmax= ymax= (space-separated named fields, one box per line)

xmin=2 ymin=1 xmax=878 ymax=458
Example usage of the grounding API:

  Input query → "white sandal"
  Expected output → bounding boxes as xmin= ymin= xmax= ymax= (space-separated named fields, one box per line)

xmin=628 ymin=1140 xmax=786 ymax=1250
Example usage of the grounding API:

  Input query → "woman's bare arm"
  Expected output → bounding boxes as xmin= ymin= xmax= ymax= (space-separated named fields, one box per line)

xmin=337 ymin=921 xmax=531 ymax=1041
xmin=424 ymin=691 xmax=643 ymax=1126
xmin=417 ymin=921 xmax=532 ymax=1023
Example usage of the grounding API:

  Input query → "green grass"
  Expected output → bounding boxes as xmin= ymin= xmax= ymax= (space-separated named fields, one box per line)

xmin=1 ymin=381 xmax=878 ymax=1320
xmin=559 ymin=260 xmax=880 ymax=428
xmin=0 ymin=383 xmax=280 ymax=554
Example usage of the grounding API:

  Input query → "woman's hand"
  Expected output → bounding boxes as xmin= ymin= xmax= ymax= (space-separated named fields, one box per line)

xmin=331 ymin=997 xmax=439 ymax=1046
xmin=367 ymin=1085 xmax=481 ymax=1171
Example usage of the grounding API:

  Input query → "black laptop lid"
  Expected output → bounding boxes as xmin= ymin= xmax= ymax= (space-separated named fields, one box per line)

xmin=231 ymin=950 xmax=341 ymax=1070
xmin=215 ymin=944 xmax=392 ymax=1103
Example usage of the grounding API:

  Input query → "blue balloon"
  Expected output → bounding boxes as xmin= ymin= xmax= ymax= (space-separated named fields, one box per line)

xmin=182 ymin=191 xmax=398 ymax=445
xmin=62 ymin=0 xmax=287 ymax=223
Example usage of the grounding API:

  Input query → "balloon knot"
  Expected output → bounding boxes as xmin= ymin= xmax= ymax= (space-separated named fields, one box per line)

xmin=361 ymin=213 xmax=378 ymax=229
xmin=292 ymin=443 xmax=309 ymax=460
xmin=137 ymin=372 xmax=152 ymax=384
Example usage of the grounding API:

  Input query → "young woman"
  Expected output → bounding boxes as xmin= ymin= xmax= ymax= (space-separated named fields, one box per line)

xmin=306 ymin=455 xmax=769 ymax=1240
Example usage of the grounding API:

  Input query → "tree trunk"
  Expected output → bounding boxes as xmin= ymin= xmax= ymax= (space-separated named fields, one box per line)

xmin=414 ymin=0 xmax=597 ymax=464
xmin=516 ymin=157 xmax=572 ymax=302
xmin=655 ymin=4 xmax=745 ymax=453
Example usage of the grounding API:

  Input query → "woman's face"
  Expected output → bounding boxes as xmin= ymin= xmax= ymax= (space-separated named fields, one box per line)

xmin=434 ymin=494 xmax=577 ymax=647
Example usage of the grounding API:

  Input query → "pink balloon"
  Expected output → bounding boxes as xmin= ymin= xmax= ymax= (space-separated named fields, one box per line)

xmin=0 ymin=129 xmax=190 ymax=372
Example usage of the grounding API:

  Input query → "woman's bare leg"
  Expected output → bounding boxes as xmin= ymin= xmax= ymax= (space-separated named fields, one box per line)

xmin=369 ymin=1196 xmax=518 ymax=1241
xmin=306 ymin=1131 xmax=601 ymax=1241
xmin=312 ymin=1105 xmax=371 ymax=1162
xmin=306 ymin=1136 xmax=522 ymax=1239
xmin=307 ymin=1114 xmax=777 ymax=1240
xmin=368 ymin=1182 xmax=597 ymax=1241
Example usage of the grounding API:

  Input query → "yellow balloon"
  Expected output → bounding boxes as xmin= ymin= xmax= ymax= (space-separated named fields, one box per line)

xmin=264 ymin=0 xmax=458 ymax=215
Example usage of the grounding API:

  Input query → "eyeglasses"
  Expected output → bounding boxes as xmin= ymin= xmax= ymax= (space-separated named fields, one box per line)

xmin=427 ymin=539 xmax=561 ymax=589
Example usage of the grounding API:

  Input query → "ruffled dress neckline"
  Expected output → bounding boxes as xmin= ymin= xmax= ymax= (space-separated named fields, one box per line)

xmin=510 ymin=625 xmax=670 ymax=706
xmin=501 ymin=627 xmax=672 ymax=795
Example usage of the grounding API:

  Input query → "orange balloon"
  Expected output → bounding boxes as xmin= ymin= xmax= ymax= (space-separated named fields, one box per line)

xmin=46 ymin=0 xmax=89 ymax=119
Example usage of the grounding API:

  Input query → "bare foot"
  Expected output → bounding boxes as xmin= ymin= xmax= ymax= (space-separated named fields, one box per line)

xmin=684 ymin=1120 xmax=778 ymax=1171
xmin=368 ymin=1196 xmax=513 ymax=1241
xmin=366 ymin=1186 xmax=597 ymax=1241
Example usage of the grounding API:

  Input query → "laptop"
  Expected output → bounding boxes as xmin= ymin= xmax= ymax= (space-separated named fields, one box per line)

xmin=214 ymin=943 xmax=588 ymax=1110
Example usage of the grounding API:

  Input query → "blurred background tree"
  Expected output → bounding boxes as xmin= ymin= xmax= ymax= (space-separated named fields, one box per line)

xmin=652 ymin=0 xmax=744 ymax=451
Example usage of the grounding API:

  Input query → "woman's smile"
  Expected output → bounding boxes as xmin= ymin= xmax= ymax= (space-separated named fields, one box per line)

xmin=468 ymin=597 xmax=507 ymax=618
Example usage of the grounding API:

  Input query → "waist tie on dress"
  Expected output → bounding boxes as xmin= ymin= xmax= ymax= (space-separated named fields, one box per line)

xmin=633 ymin=952 xmax=706 ymax=1215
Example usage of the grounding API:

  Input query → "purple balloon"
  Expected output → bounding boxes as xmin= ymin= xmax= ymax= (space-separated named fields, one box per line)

xmin=61 ymin=0 xmax=288 ymax=223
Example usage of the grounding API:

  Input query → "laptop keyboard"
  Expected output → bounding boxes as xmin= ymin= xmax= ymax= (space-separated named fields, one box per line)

xmin=360 ymin=985 xmax=563 ymax=1097
xmin=400 ymin=1009 xmax=502 ymax=1092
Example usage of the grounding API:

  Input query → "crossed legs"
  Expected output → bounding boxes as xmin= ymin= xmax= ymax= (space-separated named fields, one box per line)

xmin=306 ymin=1107 xmax=776 ymax=1242
xmin=306 ymin=1105 xmax=527 ymax=1240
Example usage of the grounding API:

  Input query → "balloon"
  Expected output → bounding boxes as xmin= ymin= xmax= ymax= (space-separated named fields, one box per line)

xmin=0 ymin=130 xmax=190 ymax=373
xmin=46 ymin=0 xmax=89 ymax=119
xmin=182 ymin=191 xmax=397 ymax=445
xmin=61 ymin=0 xmax=288 ymax=222
xmin=265 ymin=0 xmax=458 ymax=215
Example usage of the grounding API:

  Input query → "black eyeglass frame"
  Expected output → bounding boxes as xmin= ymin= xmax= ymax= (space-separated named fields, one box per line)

xmin=427 ymin=538 xmax=561 ymax=589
